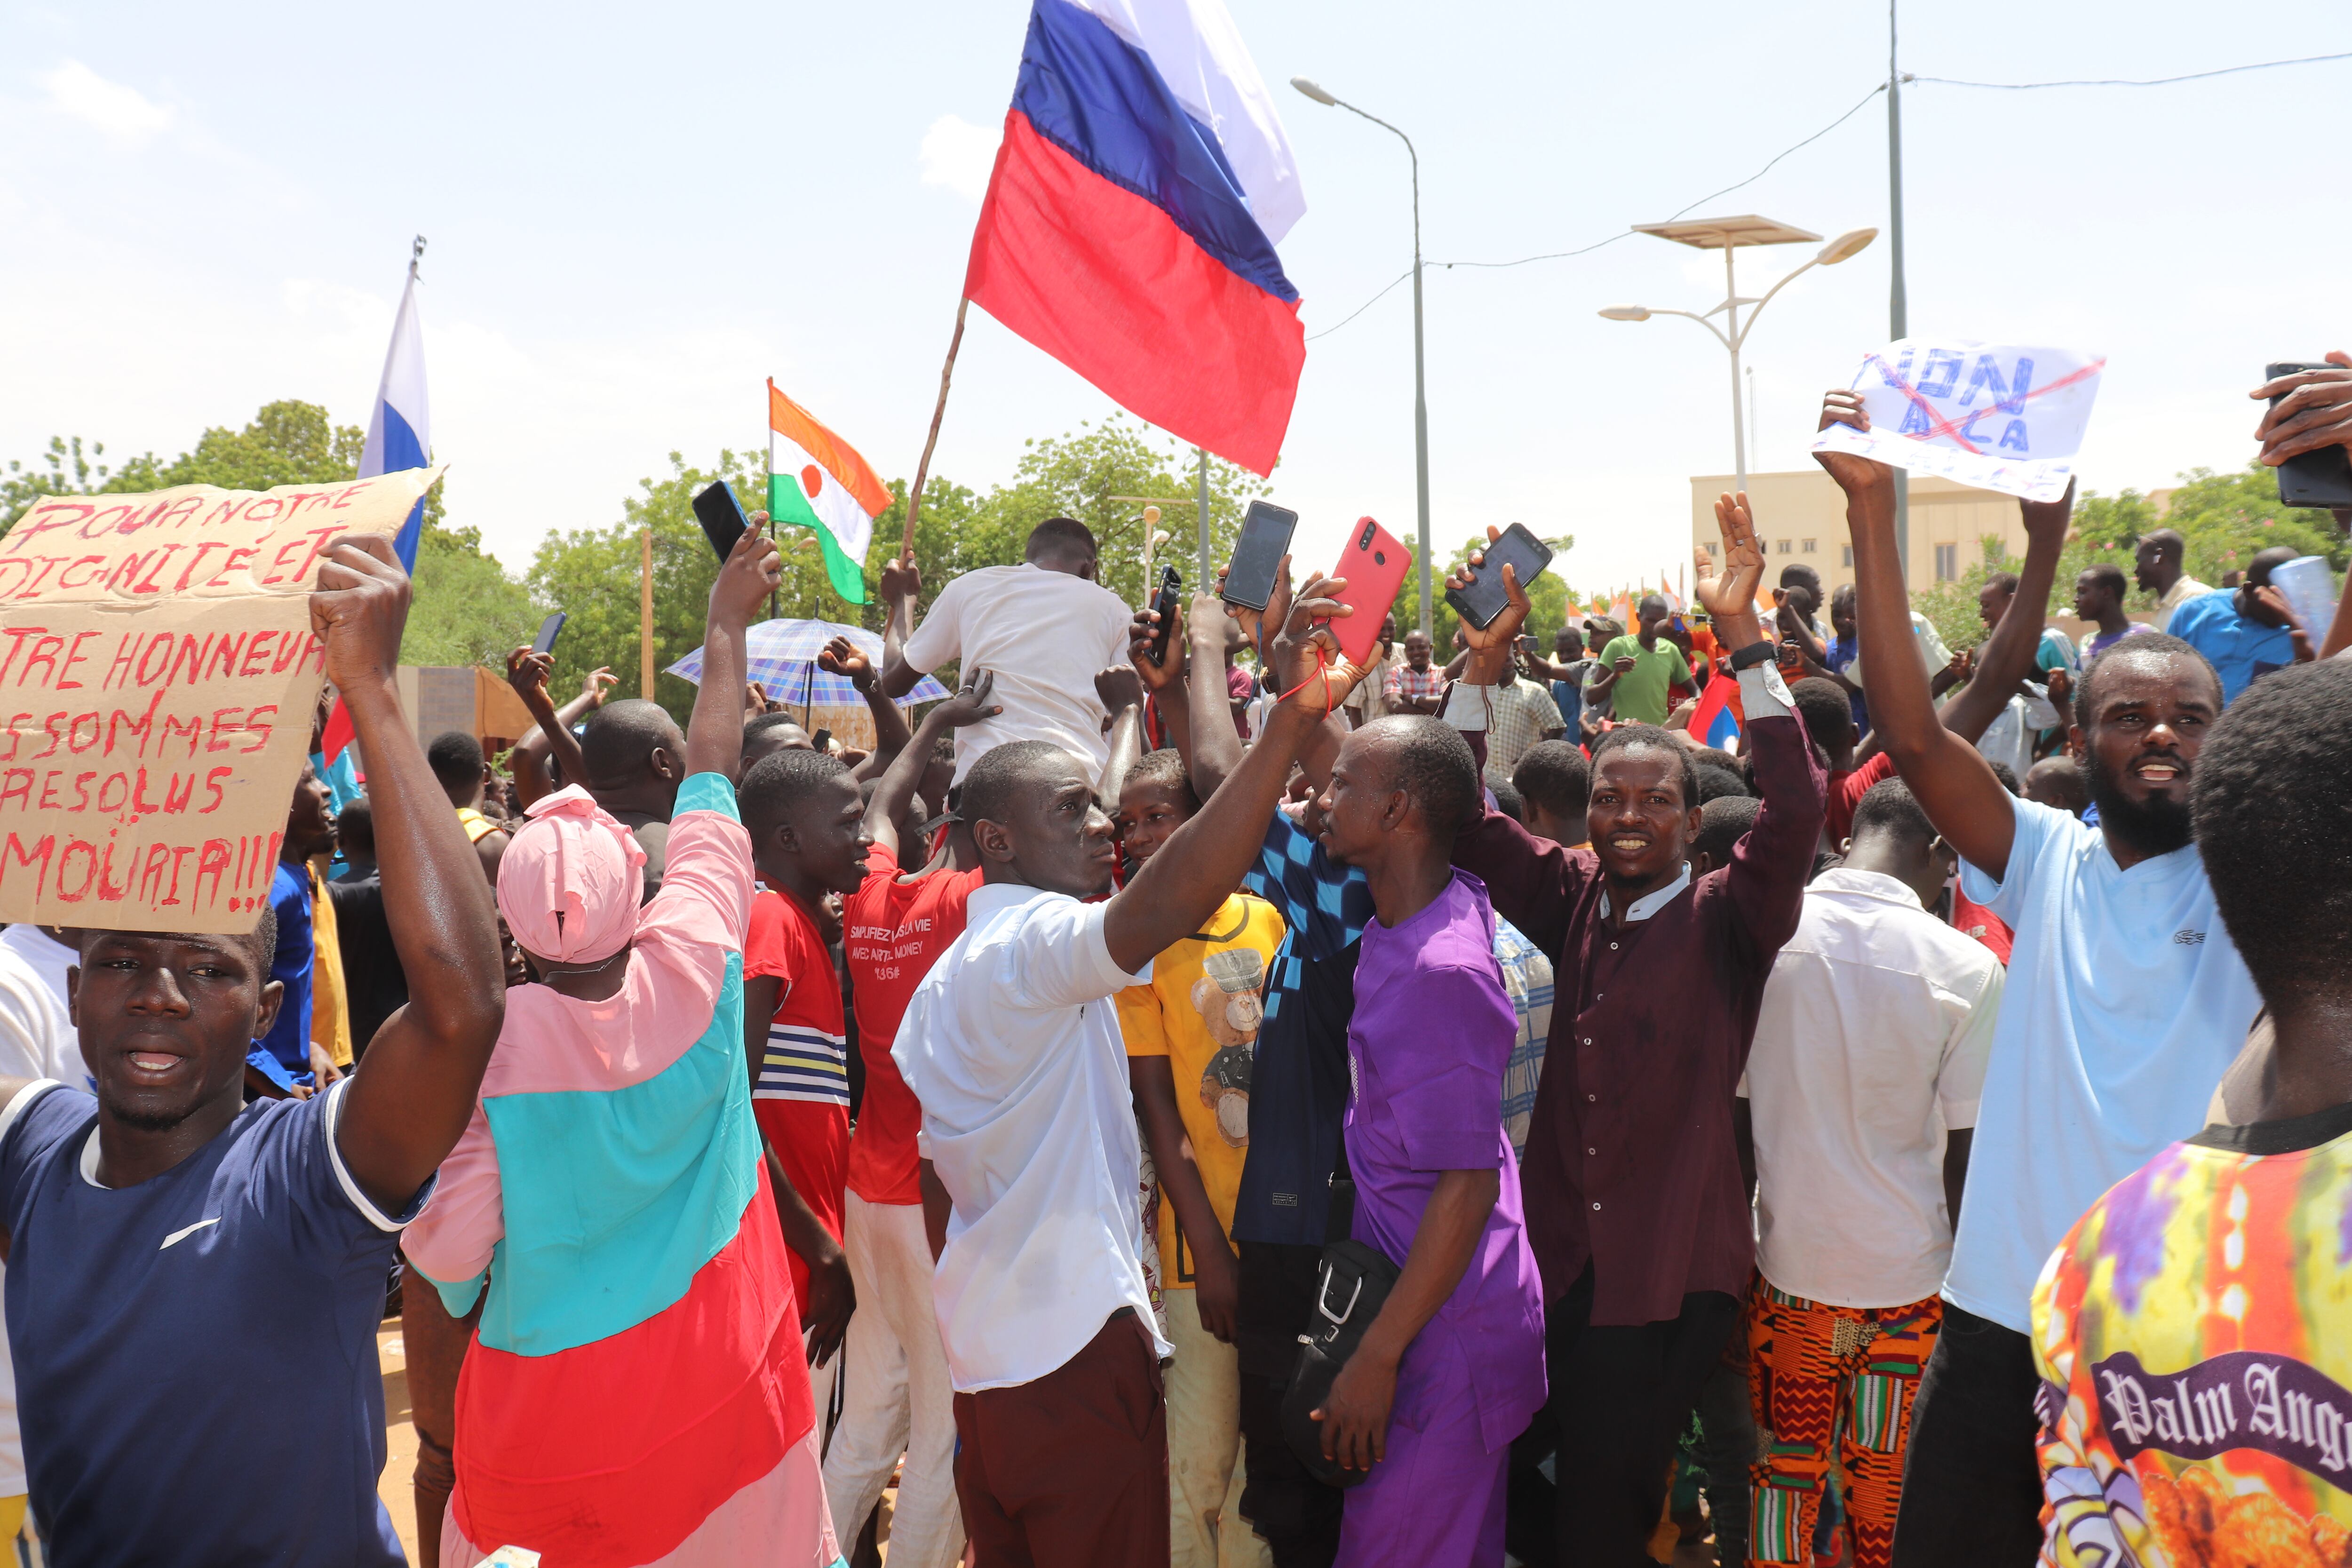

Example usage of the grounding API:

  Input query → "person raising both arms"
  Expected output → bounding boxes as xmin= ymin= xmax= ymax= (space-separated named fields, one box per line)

xmin=1815 ymin=388 xmax=2260 ymax=1568
xmin=0 ymin=534 xmax=508 ymax=1566
xmin=1443 ymin=499 xmax=1825 ymax=1564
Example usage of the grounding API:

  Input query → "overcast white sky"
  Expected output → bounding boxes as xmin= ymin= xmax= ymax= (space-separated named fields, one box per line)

xmin=1 ymin=1 xmax=2346 ymax=599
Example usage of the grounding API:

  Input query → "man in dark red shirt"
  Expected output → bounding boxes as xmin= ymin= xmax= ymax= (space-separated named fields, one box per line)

xmin=1445 ymin=494 xmax=1824 ymax=1562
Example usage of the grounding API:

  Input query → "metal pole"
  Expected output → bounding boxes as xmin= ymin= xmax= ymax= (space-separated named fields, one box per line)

xmin=1195 ymin=447 xmax=1211 ymax=589
xmin=1888 ymin=0 xmax=1911 ymax=587
xmin=1409 ymin=145 xmax=1431 ymax=636
xmin=1724 ymin=244 xmax=1748 ymax=493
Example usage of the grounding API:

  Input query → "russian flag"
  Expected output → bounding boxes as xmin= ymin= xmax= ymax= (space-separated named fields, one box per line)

xmin=324 ymin=246 xmax=431 ymax=765
xmin=360 ymin=247 xmax=432 ymax=569
xmin=965 ymin=0 xmax=1306 ymax=477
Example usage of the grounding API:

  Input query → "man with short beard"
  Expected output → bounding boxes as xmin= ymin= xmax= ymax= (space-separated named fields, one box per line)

xmin=1818 ymin=389 xmax=2260 ymax=1568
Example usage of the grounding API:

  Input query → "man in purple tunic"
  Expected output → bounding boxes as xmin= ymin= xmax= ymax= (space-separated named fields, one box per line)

xmin=1306 ymin=715 xmax=1547 ymax=1568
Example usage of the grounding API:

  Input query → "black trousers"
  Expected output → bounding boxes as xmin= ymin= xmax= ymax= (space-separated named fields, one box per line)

xmin=1890 ymin=1302 xmax=2044 ymax=1568
xmin=1234 ymin=1241 xmax=1345 ymax=1568
xmin=1539 ymin=1265 xmax=1741 ymax=1568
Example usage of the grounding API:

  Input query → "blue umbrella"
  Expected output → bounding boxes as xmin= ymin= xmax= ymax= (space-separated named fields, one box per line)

xmin=665 ymin=618 xmax=949 ymax=709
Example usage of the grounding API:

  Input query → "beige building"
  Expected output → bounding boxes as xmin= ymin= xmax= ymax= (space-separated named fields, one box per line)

xmin=1687 ymin=469 xmax=2028 ymax=599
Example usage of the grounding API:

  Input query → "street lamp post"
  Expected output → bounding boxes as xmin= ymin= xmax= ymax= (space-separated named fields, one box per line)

xmin=1598 ymin=217 xmax=1877 ymax=492
xmin=1292 ymin=76 xmax=1433 ymax=635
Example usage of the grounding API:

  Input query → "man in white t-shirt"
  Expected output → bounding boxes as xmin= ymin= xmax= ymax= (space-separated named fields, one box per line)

xmin=1736 ymin=777 xmax=2002 ymax=1564
xmin=1817 ymin=387 xmax=2258 ymax=1567
xmin=893 ymin=581 xmax=1361 ymax=1568
xmin=881 ymin=518 xmax=1134 ymax=784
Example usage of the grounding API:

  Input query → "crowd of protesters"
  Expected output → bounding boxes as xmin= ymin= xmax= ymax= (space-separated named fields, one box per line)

xmin=0 ymin=356 xmax=2344 ymax=1568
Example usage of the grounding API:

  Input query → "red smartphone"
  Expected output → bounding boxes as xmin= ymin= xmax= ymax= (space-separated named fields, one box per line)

xmin=1322 ymin=517 xmax=1412 ymax=668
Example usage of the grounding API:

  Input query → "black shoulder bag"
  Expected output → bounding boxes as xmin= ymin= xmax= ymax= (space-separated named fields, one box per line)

xmin=1279 ymin=1234 xmax=1403 ymax=1489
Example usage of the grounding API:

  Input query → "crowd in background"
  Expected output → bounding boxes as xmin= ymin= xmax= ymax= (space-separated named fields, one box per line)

xmin=0 ymin=357 xmax=2343 ymax=1568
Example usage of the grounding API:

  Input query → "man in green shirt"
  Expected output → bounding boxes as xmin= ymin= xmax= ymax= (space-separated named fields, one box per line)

xmin=1586 ymin=593 xmax=1696 ymax=725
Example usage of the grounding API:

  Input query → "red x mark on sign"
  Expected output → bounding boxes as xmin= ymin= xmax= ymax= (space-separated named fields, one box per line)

xmin=1865 ymin=352 xmax=2108 ymax=455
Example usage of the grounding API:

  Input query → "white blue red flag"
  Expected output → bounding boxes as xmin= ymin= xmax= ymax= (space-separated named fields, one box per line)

xmin=359 ymin=245 xmax=432 ymax=569
xmin=964 ymin=0 xmax=1306 ymax=476
xmin=324 ymin=244 xmax=431 ymax=766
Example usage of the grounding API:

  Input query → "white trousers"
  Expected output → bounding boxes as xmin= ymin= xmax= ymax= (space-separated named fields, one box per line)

xmin=1166 ymin=1286 xmax=1275 ymax=1568
xmin=820 ymin=1193 xmax=966 ymax=1568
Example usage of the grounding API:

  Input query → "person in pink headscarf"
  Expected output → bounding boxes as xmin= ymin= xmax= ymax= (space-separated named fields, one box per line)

xmin=405 ymin=523 xmax=844 ymax=1568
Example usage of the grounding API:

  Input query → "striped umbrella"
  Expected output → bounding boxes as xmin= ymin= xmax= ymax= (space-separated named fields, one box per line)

xmin=665 ymin=618 xmax=950 ymax=710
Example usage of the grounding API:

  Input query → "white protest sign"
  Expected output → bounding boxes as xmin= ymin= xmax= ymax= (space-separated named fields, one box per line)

xmin=0 ymin=468 xmax=439 ymax=933
xmin=1811 ymin=340 xmax=2106 ymax=502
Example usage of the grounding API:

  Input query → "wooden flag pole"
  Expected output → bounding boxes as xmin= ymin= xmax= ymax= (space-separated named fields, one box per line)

xmin=901 ymin=295 xmax=972 ymax=557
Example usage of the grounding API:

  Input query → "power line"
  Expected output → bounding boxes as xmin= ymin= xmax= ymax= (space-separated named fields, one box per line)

xmin=1303 ymin=83 xmax=1887 ymax=340
xmin=1911 ymin=49 xmax=2352 ymax=89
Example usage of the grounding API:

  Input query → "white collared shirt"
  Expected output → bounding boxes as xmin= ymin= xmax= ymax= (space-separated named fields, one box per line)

xmin=892 ymin=881 xmax=1166 ymax=1392
xmin=1740 ymin=868 xmax=2004 ymax=1309
xmin=1598 ymin=865 xmax=1692 ymax=922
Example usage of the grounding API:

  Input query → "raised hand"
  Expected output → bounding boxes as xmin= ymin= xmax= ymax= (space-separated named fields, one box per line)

xmin=1812 ymin=389 xmax=1896 ymax=495
xmin=1129 ymin=599 xmax=1187 ymax=692
xmin=580 ymin=666 xmax=617 ymax=706
xmin=710 ymin=513 xmax=783 ymax=629
xmin=1698 ymin=493 xmax=1766 ymax=629
xmin=2252 ymin=351 xmax=2352 ymax=467
xmin=880 ymin=547 xmax=922 ymax=605
xmin=1096 ymin=665 xmax=1145 ymax=716
xmin=2019 ymin=477 xmax=2077 ymax=544
xmin=310 ymin=533 xmax=411 ymax=694
xmin=818 ymin=636 xmax=874 ymax=689
xmin=506 ymin=645 xmax=554 ymax=705
xmin=1444 ymin=527 xmax=1531 ymax=658
xmin=1267 ymin=572 xmax=1368 ymax=715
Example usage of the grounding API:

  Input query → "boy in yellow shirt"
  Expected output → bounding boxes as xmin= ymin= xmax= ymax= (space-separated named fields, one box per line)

xmin=1116 ymin=748 xmax=1286 ymax=1568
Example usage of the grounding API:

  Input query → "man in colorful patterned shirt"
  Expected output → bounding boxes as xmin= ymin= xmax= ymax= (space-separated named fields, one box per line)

xmin=2033 ymin=658 xmax=2352 ymax=1567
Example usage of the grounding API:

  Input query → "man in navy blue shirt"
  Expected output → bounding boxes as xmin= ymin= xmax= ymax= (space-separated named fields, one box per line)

xmin=0 ymin=531 xmax=561 ymax=1566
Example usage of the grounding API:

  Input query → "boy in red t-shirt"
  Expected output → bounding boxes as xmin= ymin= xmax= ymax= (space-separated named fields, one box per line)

xmin=821 ymin=680 xmax=997 ymax=1568
xmin=739 ymin=748 xmax=876 ymax=1372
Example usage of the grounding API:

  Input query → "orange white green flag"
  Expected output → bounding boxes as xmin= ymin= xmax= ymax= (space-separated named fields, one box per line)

xmin=767 ymin=379 xmax=889 ymax=605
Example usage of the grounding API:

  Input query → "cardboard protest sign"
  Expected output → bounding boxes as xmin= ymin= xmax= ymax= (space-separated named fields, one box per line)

xmin=0 ymin=468 xmax=439 ymax=933
xmin=1811 ymin=340 xmax=2106 ymax=503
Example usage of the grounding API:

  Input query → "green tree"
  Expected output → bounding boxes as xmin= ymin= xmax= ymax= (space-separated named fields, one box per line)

xmin=2 ymin=400 xmax=532 ymax=669
xmin=964 ymin=415 xmax=1258 ymax=610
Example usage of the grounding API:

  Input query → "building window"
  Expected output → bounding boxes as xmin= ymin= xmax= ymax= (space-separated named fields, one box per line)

xmin=1841 ymin=545 xmax=1854 ymax=567
xmin=1776 ymin=539 xmax=1792 ymax=554
xmin=1801 ymin=538 xmax=1818 ymax=554
xmin=1934 ymin=543 xmax=1958 ymax=581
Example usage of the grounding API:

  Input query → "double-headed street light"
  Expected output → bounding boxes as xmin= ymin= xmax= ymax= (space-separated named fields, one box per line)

xmin=1599 ymin=217 xmax=1877 ymax=490
xmin=1291 ymin=74 xmax=1434 ymax=636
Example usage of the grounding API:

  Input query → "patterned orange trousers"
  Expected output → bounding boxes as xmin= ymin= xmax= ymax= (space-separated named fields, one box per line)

xmin=1745 ymin=1277 xmax=1941 ymax=1568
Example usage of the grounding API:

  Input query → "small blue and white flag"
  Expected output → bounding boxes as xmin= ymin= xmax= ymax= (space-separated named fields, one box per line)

xmin=359 ymin=236 xmax=432 ymax=569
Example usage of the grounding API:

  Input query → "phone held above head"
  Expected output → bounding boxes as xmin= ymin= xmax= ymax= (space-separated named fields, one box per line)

xmin=1444 ymin=523 xmax=1555 ymax=631
xmin=1222 ymin=500 xmax=1299 ymax=613
xmin=1149 ymin=565 xmax=1182 ymax=665
xmin=2265 ymin=361 xmax=2352 ymax=509
xmin=692 ymin=480 xmax=752 ymax=563
xmin=532 ymin=611 xmax=567 ymax=656
xmin=1323 ymin=517 xmax=1413 ymax=669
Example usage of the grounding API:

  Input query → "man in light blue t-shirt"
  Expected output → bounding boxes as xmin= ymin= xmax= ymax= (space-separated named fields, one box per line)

xmin=2163 ymin=545 xmax=2301 ymax=705
xmin=1815 ymin=391 xmax=2260 ymax=1568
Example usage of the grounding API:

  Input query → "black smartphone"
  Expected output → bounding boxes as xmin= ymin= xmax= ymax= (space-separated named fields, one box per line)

xmin=692 ymin=480 xmax=751 ymax=563
xmin=810 ymin=728 xmax=834 ymax=754
xmin=1221 ymin=500 xmax=1298 ymax=612
xmin=1149 ymin=565 xmax=1181 ymax=664
xmin=2266 ymin=363 xmax=2352 ymax=509
xmin=1444 ymin=522 xmax=1556 ymax=630
xmin=532 ymin=611 xmax=566 ymax=655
